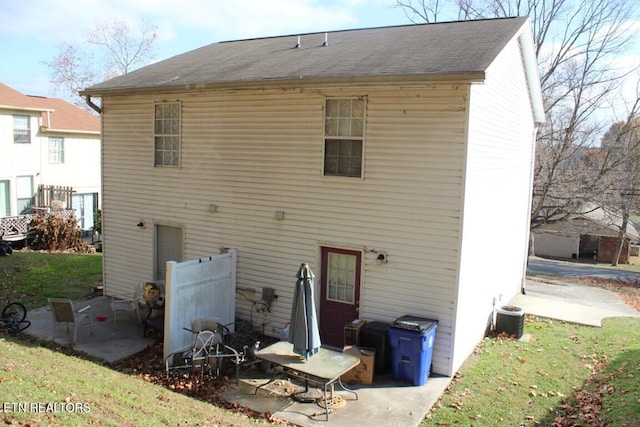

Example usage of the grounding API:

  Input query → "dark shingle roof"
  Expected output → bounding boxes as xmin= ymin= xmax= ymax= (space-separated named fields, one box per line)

xmin=83 ymin=17 xmax=529 ymax=95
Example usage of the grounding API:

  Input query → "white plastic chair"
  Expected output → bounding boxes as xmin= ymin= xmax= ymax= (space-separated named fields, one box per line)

xmin=110 ymin=281 xmax=144 ymax=328
xmin=47 ymin=298 xmax=93 ymax=343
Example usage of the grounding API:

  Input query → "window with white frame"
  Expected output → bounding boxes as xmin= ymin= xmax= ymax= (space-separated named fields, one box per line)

xmin=327 ymin=252 xmax=357 ymax=303
xmin=323 ymin=98 xmax=365 ymax=178
xmin=49 ymin=137 xmax=64 ymax=164
xmin=154 ymin=102 xmax=181 ymax=167
xmin=13 ymin=115 xmax=31 ymax=143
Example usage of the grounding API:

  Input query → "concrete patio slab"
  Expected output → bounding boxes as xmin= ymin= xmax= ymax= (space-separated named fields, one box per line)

xmin=24 ymin=295 xmax=156 ymax=363
xmin=221 ymin=371 xmax=451 ymax=427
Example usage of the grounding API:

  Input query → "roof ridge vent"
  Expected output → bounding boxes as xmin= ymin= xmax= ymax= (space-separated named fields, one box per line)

xmin=322 ymin=33 xmax=328 ymax=47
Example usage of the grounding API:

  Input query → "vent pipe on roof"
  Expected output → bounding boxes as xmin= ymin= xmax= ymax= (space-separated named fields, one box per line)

xmin=295 ymin=36 xmax=301 ymax=48
xmin=322 ymin=33 xmax=328 ymax=47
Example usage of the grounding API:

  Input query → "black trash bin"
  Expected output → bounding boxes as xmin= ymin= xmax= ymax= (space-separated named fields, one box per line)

xmin=360 ymin=321 xmax=391 ymax=374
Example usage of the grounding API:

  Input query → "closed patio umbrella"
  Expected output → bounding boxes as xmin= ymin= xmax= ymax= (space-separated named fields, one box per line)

xmin=288 ymin=262 xmax=321 ymax=360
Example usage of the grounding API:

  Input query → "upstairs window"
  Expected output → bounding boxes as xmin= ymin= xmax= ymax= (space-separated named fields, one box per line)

xmin=13 ymin=115 xmax=30 ymax=143
xmin=323 ymin=98 xmax=365 ymax=178
xmin=154 ymin=102 xmax=181 ymax=167
xmin=49 ymin=137 xmax=64 ymax=164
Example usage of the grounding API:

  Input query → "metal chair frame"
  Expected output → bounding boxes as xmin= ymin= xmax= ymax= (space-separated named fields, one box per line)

xmin=165 ymin=326 xmax=243 ymax=384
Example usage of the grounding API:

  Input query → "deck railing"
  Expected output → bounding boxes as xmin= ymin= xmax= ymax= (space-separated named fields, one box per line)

xmin=0 ymin=210 xmax=75 ymax=242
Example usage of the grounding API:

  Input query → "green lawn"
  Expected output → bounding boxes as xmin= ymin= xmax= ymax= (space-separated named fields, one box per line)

xmin=0 ymin=336 xmax=269 ymax=426
xmin=0 ymin=251 xmax=102 ymax=309
xmin=422 ymin=316 xmax=640 ymax=426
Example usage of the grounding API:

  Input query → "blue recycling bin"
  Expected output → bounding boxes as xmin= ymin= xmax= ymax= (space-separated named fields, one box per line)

xmin=388 ymin=316 xmax=438 ymax=386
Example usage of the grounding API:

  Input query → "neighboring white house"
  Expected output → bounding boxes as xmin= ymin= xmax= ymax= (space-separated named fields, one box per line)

xmin=81 ymin=17 xmax=544 ymax=377
xmin=0 ymin=83 xmax=101 ymax=233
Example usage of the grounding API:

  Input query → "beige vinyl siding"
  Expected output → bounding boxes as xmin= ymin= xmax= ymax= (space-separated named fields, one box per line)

xmin=452 ymin=33 xmax=537 ymax=372
xmin=101 ymin=83 xmax=467 ymax=376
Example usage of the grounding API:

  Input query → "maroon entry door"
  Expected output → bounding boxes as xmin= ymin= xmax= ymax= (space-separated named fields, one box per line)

xmin=319 ymin=247 xmax=362 ymax=348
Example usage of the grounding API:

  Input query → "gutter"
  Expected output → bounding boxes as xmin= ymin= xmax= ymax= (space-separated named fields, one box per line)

xmin=39 ymin=126 xmax=100 ymax=136
xmin=517 ymin=22 xmax=545 ymax=124
xmin=0 ymin=104 xmax=53 ymax=112
xmin=79 ymin=72 xmax=487 ymax=98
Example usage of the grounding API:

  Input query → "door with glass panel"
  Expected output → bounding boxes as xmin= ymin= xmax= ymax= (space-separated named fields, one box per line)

xmin=319 ymin=247 xmax=362 ymax=348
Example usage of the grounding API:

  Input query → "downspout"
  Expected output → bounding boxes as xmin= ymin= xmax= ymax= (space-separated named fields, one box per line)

xmin=522 ymin=123 xmax=540 ymax=295
xmin=85 ymin=96 xmax=102 ymax=114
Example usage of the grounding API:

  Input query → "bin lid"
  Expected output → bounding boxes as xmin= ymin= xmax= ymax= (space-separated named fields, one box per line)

xmin=391 ymin=315 xmax=438 ymax=332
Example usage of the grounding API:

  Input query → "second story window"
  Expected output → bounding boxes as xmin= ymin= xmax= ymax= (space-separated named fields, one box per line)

xmin=49 ymin=137 xmax=64 ymax=164
xmin=323 ymin=98 xmax=365 ymax=178
xmin=154 ymin=102 xmax=181 ymax=167
xmin=13 ymin=115 xmax=31 ymax=144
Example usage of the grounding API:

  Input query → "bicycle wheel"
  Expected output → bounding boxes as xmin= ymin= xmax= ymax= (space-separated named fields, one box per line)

xmin=12 ymin=320 xmax=31 ymax=333
xmin=2 ymin=302 xmax=27 ymax=323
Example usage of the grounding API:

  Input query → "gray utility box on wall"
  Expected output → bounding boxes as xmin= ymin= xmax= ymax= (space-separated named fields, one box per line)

xmin=496 ymin=305 xmax=524 ymax=339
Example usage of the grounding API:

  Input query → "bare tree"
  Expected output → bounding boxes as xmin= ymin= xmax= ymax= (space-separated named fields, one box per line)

xmin=395 ymin=0 xmax=451 ymax=22
xmin=599 ymin=86 xmax=640 ymax=265
xmin=395 ymin=0 xmax=640 ymax=228
xmin=47 ymin=19 xmax=158 ymax=111
xmin=46 ymin=42 xmax=98 ymax=107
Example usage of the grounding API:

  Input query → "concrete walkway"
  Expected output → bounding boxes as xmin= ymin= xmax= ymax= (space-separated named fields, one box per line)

xmin=510 ymin=278 xmax=640 ymax=327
